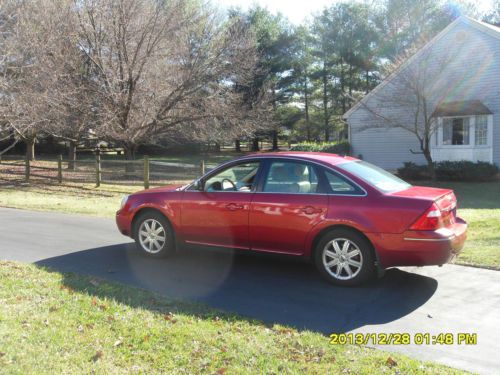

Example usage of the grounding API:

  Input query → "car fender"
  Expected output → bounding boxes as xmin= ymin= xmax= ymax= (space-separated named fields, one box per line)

xmin=304 ymin=215 xmax=376 ymax=257
xmin=127 ymin=192 xmax=182 ymax=234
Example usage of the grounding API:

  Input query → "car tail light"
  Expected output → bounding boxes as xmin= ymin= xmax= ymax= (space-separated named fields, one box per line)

xmin=436 ymin=193 xmax=457 ymax=212
xmin=410 ymin=202 xmax=444 ymax=231
xmin=436 ymin=193 xmax=457 ymax=226
xmin=410 ymin=192 xmax=458 ymax=231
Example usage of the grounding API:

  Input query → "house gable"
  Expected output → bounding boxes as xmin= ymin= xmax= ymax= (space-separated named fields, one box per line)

xmin=344 ymin=16 xmax=500 ymax=169
xmin=343 ymin=16 xmax=500 ymax=120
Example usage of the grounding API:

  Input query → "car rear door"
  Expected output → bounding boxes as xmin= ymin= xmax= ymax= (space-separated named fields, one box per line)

xmin=181 ymin=160 xmax=262 ymax=249
xmin=249 ymin=159 xmax=329 ymax=255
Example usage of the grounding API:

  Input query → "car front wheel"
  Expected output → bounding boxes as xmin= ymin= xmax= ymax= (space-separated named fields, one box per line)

xmin=314 ymin=229 xmax=375 ymax=286
xmin=134 ymin=212 xmax=175 ymax=258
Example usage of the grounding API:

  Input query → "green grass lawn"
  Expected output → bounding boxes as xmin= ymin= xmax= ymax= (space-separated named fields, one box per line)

xmin=420 ymin=181 xmax=500 ymax=269
xmin=0 ymin=261 xmax=461 ymax=374
xmin=0 ymin=181 xmax=147 ymax=217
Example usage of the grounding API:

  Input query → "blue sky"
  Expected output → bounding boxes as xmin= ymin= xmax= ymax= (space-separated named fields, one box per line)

xmin=215 ymin=0 xmax=495 ymax=24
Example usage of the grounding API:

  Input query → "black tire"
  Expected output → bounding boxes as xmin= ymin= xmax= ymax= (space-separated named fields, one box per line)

xmin=133 ymin=211 xmax=175 ymax=258
xmin=313 ymin=228 xmax=375 ymax=286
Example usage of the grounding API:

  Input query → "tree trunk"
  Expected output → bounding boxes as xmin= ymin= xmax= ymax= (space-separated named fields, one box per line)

xmin=322 ymin=67 xmax=329 ymax=142
xmin=25 ymin=138 xmax=35 ymax=161
xmin=342 ymin=122 xmax=349 ymax=141
xmin=270 ymin=84 xmax=279 ymax=151
xmin=423 ymin=148 xmax=436 ymax=181
xmin=235 ymin=139 xmax=241 ymax=152
xmin=365 ymin=69 xmax=370 ymax=93
xmin=420 ymin=140 xmax=436 ymax=181
xmin=271 ymin=130 xmax=278 ymax=151
xmin=304 ymin=77 xmax=311 ymax=141
xmin=124 ymin=144 xmax=136 ymax=173
xmin=214 ymin=142 xmax=221 ymax=152
xmin=251 ymin=137 xmax=259 ymax=152
xmin=340 ymin=57 xmax=346 ymax=114
xmin=348 ymin=47 xmax=353 ymax=104
xmin=68 ymin=141 xmax=77 ymax=171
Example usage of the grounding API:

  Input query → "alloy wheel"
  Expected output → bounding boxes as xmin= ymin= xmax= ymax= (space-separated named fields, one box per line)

xmin=138 ymin=219 xmax=166 ymax=254
xmin=322 ymin=238 xmax=363 ymax=280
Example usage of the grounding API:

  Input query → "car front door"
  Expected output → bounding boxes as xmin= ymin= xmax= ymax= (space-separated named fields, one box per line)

xmin=249 ymin=159 xmax=329 ymax=255
xmin=181 ymin=160 xmax=262 ymax=249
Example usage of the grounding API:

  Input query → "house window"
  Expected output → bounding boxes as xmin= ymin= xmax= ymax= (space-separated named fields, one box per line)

xmin=475 ymin=115 xmax=488 ymax=146
xmin=443 ymin=117 xmax=470 ymax=145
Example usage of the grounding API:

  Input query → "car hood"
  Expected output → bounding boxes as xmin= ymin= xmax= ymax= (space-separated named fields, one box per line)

xmin=132 ymin=184 xmax=187 ymax=195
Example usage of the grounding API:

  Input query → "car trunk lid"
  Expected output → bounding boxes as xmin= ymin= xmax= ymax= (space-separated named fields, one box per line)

xmin=389 ymin=186 xmax=452 ymax=201
xmin=391 ymin=186 xmax=457 ymax=229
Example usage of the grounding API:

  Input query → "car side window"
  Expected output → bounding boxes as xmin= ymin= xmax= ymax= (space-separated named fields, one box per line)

xmin=324 ymin=169 xmax=364 ymax=195
xmin=263 ymin=161 xmax=319 ymax=194
xmin=203 ymin=162 xmax=260 ymax=192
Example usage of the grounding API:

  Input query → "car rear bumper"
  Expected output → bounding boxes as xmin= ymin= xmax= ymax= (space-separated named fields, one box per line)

xmin=368 ymin=217 xmax=467 ymax=268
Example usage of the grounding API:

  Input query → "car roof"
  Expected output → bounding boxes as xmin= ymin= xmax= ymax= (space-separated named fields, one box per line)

xmin=239 ymin=151 xmax=358 ymax=166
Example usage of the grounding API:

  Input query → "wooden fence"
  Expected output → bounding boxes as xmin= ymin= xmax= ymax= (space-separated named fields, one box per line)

xmin=0 ymin=154 xmax=207 ymax=189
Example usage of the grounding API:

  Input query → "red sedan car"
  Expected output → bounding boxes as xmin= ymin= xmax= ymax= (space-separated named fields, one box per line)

xmin=116 ymin=152 xmax=467 ymax=286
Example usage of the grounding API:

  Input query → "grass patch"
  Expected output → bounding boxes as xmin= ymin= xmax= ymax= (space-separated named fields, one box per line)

xmin=420 ymin=181 xmax=500 ymax=269
xmin=456 ymin=208 xmax=499 ymax=268
xmin=0 ymin=181 xmax=144 ymax=217
xmin=0 ymin=261 xmax=460 ymax=374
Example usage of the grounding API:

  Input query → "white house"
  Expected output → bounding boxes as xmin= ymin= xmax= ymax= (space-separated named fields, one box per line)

xmin=343 ymin=16 xmax=500 ymax=169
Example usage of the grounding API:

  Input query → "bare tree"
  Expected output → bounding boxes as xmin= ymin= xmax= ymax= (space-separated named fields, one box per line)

xmin=0 ymin=0 xmax=69 ymax=160
xmin=33 ymin=3 xmax=97 ymax=169
xmin=0 ymin=0 xmax=22 ymax=157
xmin=353 ymin=44 xmax=461 ymax=179
xmin=73 ymin=0 xmax=260 ymax=161
xmin=0 ymin=0 xmax=41 ymax=160
xmin=1 ymin=0 xmax=267 ymax=163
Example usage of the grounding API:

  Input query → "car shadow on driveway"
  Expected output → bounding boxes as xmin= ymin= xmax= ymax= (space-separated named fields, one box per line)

xmin=35 ymin=242 xmax=437 ymax=334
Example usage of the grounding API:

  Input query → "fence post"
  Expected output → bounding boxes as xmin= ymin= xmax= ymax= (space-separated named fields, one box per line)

xmin=57 ymin=155 xmax=63 ymax=184
xmin=143 ymin=155 xmax=150 ymax=190
xmin=25 ymin=156 xmax=30 ymax=182
xmin=95 ymin=150 xmax=101 ymax=187
xmin=200 ymin=160 xmax=205 ymax=175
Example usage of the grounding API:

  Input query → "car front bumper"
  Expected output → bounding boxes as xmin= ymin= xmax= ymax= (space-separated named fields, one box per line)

xmin=116 ymin=209 xmax=133 ymax=237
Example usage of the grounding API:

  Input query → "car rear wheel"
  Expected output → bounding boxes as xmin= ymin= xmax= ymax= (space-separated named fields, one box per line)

xmin=314 ymin=229 xmax=375 ymax=286
xmin=134 ymin=212 xmax=174 ymax=258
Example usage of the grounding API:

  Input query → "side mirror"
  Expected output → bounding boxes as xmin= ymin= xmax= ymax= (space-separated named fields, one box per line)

xmin=193 ymin=179 xmax=204 ymax=191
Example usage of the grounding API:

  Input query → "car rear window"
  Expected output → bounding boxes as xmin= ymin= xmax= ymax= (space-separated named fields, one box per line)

xmin=338 ymin=161 xmax=411 ymax=193
xmin=324 ymin=170 xmax=365 ymax=195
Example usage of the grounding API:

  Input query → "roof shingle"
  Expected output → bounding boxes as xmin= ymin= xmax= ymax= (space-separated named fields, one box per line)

xmin=432 ymin=100 xmax=493 ymax=117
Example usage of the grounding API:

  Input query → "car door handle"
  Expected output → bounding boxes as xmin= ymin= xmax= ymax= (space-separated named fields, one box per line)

xmin=226 ymin=203 xmax=244 ymax=211
xmin=300 ymin=206 xmax=323 ymax=215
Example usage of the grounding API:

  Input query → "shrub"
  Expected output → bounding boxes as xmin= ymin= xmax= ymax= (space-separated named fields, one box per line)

xmin=397 ymin=162 xmax=430 ymax=180
xmin=398 ymin=160 xmax=499 ymax=182
xmin=435 ymin=160 xmax=499 ymax=182
xmin=290 ymin=141 xmax=350 ymax=155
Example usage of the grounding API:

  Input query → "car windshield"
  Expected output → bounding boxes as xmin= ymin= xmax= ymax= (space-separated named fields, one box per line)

xmin=338 ymin=160 xmax=411 ymax=193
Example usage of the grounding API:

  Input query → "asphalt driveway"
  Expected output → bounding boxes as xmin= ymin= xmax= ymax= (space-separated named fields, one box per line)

xmin=0 ymin=207 xmax=499 ymax=374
